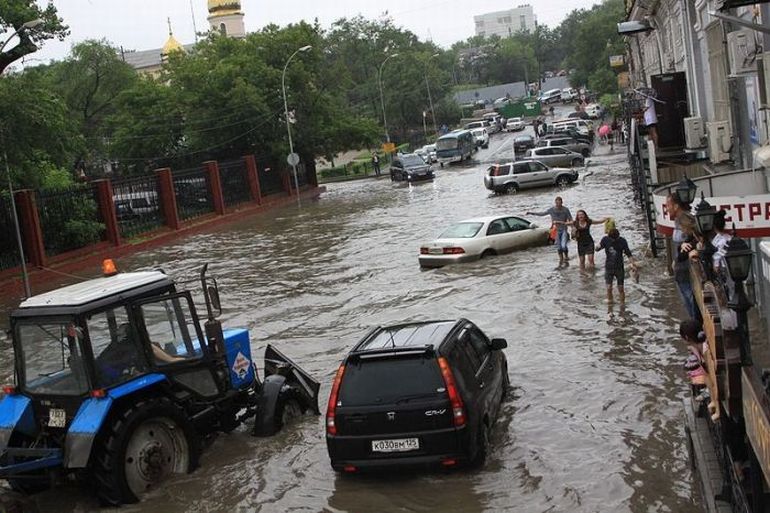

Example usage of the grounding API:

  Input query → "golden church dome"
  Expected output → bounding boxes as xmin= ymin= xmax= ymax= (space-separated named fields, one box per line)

xmin=161 ymin=35 xmax=184 ymax=55
xmin=208 ymin=0 xmax=242 ymax=16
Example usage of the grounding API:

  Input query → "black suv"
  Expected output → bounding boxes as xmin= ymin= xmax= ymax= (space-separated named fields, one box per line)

xmin=325 ymin=319 xmax=508 ymax=472
xmin=390 ymin=153 xmax=434 ymax=182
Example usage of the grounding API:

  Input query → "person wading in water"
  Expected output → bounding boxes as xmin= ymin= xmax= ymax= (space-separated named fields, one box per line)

xmin=565 ymin=209 xmax=612 ymax=271
xmin=527 ymin=196 xmax=573 ymax=268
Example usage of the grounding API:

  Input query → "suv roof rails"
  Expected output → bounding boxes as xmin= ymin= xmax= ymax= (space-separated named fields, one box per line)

xmin=348 ymin=345 xmax=436 ymax=359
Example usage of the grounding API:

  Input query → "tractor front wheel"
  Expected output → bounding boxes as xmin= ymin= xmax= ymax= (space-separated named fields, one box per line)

xmin=92 ymin=397 xmax=199 ymax=506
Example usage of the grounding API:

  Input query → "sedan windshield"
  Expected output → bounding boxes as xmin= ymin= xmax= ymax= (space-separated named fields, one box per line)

xmin=439 ymin=222 xmax=483 ymax=239
xmin=17 ymin=319 xmax=89 ymax=395
xmin=401 ymin=155 xmax=425 ymax=167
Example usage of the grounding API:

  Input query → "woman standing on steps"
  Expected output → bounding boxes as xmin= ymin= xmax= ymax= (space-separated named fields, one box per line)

xmin=565 ymin=210 xmax=612 ymax=271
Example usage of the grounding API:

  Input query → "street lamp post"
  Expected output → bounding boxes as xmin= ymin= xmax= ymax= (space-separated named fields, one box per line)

xmin=424 ymin=53 xmax=439 ymax=137
xmin=0 ymin=18 xmax=44 ymax=299
xmin=378 ymin=53 xmax=399 ymax=144
xmin=724 ymin=231 xmax=755 ymax=366
xmin=281 ymin=44 xmax=312 ymax=208
xmin=674 ymin=175 xmax=698 ymax=207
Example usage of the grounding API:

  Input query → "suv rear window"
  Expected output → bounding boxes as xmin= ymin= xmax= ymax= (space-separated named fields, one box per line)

xmin=338 ymin=357 xmax=445 ymax=406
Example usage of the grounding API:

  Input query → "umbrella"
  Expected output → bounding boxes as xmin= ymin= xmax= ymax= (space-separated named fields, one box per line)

xmin=598 ymin=124 xmax=611 ymax=137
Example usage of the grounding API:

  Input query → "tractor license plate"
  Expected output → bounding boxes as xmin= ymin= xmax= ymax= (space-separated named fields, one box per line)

xmin=48 ymin=408 xmax=66 ymax=428
xmin=371 ymin=438 xmax=419 ymax=453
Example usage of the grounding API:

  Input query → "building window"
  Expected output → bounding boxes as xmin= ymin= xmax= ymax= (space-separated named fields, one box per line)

xmin=520 ymin=15 xmax=526 ymax=31
xmin=503 ymin=16 xmax=511 ymax=23
xmin=219 ymin=23 xmax=227 ymax=36
xmin=476 ymin=20 xmax=484 ymax=27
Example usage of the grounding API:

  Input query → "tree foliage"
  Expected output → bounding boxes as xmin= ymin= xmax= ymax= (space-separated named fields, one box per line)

xmin=0 ymin=0 xmax=68 ymax=73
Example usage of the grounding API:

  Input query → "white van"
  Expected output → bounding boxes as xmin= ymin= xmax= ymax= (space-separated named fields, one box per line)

xmin=539 ymin=89 xmax=562 ymax=105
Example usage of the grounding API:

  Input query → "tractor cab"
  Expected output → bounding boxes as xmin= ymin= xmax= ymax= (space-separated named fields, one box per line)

xmin=0 ymin=262 xmax=319 ymax=505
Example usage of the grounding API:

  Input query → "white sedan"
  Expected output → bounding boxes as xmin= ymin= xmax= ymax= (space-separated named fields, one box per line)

xmin=419 ymin=215 xmax=550 ymax=268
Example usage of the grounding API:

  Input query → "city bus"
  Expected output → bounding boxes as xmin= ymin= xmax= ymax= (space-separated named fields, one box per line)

xmin=436 ymin=130 xmax=475 ymax=166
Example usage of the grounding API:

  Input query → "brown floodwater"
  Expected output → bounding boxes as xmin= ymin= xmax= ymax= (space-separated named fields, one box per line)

xmin=0 ymin=115 xmax=701 ymax=513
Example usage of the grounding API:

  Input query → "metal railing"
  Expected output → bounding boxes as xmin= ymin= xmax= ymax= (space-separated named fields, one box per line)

xmin=257 ymin=161 xmax=283 ymax=196
xmin=112 ymin=175 xmax=165 ymax=238
xmin=172 ymin=167 xmax=213 ymax=222
xmin=0 ymin=195 xmax=22 ymax=271
xmin=36 ymin=184 xmax=106 ymax=256
xmin=219 ymin=159 xmax=251 ymax=207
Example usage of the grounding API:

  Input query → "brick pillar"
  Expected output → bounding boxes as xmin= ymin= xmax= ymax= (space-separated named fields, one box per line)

xmin=93 ymin=179 xmax=121 ymax=246
xmin=204 ymin=160 xmax=225 ymax=215
xmin=244 ymin=155 xmax=262 ymax=205
xmin=155 ymin=167 xmax=180 ymax=230
xmin=14 ymin=190 xmax=46 ymax=267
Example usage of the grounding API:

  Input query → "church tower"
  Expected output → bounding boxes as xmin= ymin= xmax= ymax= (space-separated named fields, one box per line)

xmin=207 ymin=0 xmax=245 ymax=38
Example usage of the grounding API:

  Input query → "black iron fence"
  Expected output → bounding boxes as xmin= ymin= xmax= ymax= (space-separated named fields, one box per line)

xmin=36 ymin=184 xmax=106 ymax=257
xmin=0 ymin=195 xmax=22 ymax=271
xmin=172 ymin=167 xmax=214 ymax=222
xmin=219 ymin=159 xmax=251 ymax=208
xmin=257 ymin=160 xmax=283 ymax=196
xmin=112 ymin=175 xmax=165 ymax=238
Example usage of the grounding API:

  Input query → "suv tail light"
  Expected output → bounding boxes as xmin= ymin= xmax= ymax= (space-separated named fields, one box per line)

xmin=420 ymin=247 xmax=429 ymax=255
xmin=438 ymin=357 xmax=466 ymax=427
xmin=326 ymin=364 xmax=346 ymax=436
xmin=442 ymin=247 xmax=465 ymax=255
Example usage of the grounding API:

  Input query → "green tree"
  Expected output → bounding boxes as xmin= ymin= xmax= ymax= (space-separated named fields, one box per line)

xmin=0 ymin=0 xmax=68 ymax=73
xmin=0 ymin=71 xmax=81 ymax=189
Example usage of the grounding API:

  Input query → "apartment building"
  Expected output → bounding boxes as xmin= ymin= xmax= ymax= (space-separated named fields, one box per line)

xmin=473 ymin=5 xmax=536 ymax=38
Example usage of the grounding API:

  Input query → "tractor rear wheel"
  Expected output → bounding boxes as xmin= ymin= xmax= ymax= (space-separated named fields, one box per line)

xmin=274 ymin=393 xmax=304 ymax=433
xmin=92 ymin=397 xmax=199 ymax=506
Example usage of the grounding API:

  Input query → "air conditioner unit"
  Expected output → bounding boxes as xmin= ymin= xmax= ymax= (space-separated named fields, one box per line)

xmin=759 ymin=52 xmax=770 ymax=110
xmin=727 ymin=29 xmax=758 ymax=76
xmin=684 ymin=117 xmax=705 ymax=149
xmin=706 ymin=121 xmax=731 ymax=164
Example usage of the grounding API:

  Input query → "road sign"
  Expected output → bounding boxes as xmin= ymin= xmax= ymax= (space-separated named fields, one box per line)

xmin=382 ymin=142 xmax=396 ymax=153
xmin=287 ymin=152 xmax=300 ymax=166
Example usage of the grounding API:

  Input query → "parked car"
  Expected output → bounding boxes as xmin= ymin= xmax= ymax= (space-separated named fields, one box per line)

xmin=390 ymin=153 xmax=434 ymax=182
xmin=482 ymin=113 xmax=502 ymax=134
xmin=513 ymin=134 xmax=536 ymax=153
xmin=471 ymin=128 xmax=490 ymax=149
xmin=541 ymin=130 xmax=592 ymax=145
xmin=422 ymin=144 xmax=437 ymax=163
xmin=560 ymin=88 xmax=578 ymax=102
xmin=535 ymin=137 xmax=592 ymax=157
xmin=464 ymin=120 xmax=487 ymax=131
xmin=584 ymin=103 xmax=603 ymax=119
xmin=325 ymin=319 xmax=509 ymax=471
xmin=538 ymin=88 xmax=562 ymax=105
xmin=505 ymin=117 xmax=525 ymax=132
xmin=524 ymin=147 xmax=585 ymax=167
xmin=418 ymin=216 xmax=550 ymax=267
xmin=113 ymin=191 xmax=159 ymax=220
xmin=493 ymin=97 xmax=511 ymax=108
xmin=483 ymin=160 xmax=579 ymax=194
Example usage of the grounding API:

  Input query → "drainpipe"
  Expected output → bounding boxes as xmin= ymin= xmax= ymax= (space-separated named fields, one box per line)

xmin=681 ymin=0 xmax=701 ymax=117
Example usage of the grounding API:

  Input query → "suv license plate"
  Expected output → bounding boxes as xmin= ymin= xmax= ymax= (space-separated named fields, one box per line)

xmin=371 ymin=438 xmax=419 ymax=453
xmin=429 ymin=248 xmax=442 ymax=255
xmin=48 ymin=408 xmax=66 ymax=428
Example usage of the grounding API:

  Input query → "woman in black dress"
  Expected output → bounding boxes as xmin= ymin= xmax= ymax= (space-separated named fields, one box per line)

xmin=567 ymin=209 xmax=611 ymax=270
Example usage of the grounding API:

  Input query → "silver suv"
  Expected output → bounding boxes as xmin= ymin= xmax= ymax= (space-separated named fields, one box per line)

xmin=483 ymin=160 xmax=578 ymax=194
xmin=535 ymin=137 xmax=592 ymax=157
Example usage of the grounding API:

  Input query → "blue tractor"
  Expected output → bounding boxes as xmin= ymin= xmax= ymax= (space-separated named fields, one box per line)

xmin=0 ymin=263 xmax=319 ymax=505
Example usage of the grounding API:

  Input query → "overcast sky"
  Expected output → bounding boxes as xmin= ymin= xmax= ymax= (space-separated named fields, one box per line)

xmin=14 ymin=0 xmax=602 ymax=65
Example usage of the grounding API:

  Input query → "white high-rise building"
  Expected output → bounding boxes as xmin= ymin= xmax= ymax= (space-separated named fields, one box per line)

xmin=473 ymin=5 xmax=536 ymax=38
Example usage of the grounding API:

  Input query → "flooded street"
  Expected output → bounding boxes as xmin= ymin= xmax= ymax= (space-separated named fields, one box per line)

xmin=1 ymin=118 xmax=701 ymax=512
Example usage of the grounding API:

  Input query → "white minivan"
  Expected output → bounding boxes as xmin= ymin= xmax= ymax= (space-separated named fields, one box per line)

xmin=539 ymin=89 xmax=562 ymax=105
